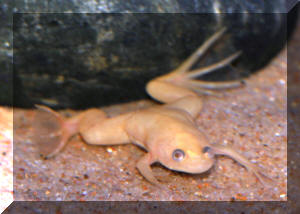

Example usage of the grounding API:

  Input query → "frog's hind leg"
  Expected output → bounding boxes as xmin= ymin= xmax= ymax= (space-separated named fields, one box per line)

xmin=166 ymin=50 xmax=243 ymax=96
xmin=171 ymin=27 xmax=227 ymax=75
xmin=152 ymin=27 xmax=244 ymax=96
xmin=185 ymin=51 xmax=241 ymax=79
xmin=180 ymin=51 xmax=243 ymax=93
xmin=146 ymin=28 xmax=244 ymax=116
xmin=33 ymin=105 xmax=107 ymax=158
xmin=33 ymin=105 xmax=132 ymax=159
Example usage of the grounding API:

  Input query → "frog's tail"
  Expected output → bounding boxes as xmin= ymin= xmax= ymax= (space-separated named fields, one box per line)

xmin=32 ymin=105 xmax=79 ymax=159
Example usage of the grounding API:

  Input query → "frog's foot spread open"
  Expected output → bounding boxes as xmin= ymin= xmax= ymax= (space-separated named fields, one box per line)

xmin=210 ymin=144 xmax=274 ymax=187
xmin=33 ymin=105 xmax=78 ymax=159
xmin=158 ymin=27 xmax=244 ymax=96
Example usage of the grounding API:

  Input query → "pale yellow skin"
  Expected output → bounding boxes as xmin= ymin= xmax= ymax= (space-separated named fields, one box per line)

xmin=35 ymin=28 xmax=271 ymax=186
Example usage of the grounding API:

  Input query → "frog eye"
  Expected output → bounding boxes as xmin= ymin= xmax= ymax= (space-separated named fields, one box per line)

xmin=172 ymin=149 xmax=185 ymax=161
xmin=202 ymin=146 xmax=211 ymax=154
xmin=202 ymin=146 xmax=214 ymax=158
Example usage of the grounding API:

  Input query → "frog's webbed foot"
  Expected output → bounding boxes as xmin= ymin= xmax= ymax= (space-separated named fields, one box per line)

xmin=159 ymin=27 xmax=244 ymax=96
xmin=136 ymin=153 xmax=163 ymax=187
xmin=210 ymin=144 xmax=274 ymax=187
xmin=32 ymin=105 xmax=78 ymax=159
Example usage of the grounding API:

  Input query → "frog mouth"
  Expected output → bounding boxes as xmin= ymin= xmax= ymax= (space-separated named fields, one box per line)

xmin=183 ymin=156 xmax=216 ymax=174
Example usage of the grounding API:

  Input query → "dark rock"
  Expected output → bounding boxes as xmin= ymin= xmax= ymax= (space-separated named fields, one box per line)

xmin=1 ymin=0 xmax=295 ymax=108
xmin=0 ymin=1 xmax=13 ymax=106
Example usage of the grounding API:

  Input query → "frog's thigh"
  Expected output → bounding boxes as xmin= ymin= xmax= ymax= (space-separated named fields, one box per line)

xmin=146 ymin=80 xmax=196 ymax=103
xmin=165 ymin=96 xmax=203 ymax=118
xmin=79 ymin=113 xmax=131 ymax=145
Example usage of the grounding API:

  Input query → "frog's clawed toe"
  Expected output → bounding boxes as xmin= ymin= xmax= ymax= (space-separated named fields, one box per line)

xmin=159 ymin=27 xmax=244 ymax=96
xmin=180 ymin=50 xmax=243 ymax=95
xmin=250 ymin=165 xmax=275 ymax=188
xmin=32 ymin=105 xmax=71 ymax=158
xmin=185 ymin=51 xmax=242 ymax=79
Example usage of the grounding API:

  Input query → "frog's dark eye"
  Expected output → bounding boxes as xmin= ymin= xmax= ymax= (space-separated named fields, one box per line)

xmin=202 ymin=146 xmax=211 ymax=154
xmin=172 ymin=149 xmax=185 ymax=161
xmin=202 ymin=146 xmax=214 ymax=158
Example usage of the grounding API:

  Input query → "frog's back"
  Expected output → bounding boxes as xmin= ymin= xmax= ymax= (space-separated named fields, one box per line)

xmin=124 ymin=106 xmax=198 ymax=149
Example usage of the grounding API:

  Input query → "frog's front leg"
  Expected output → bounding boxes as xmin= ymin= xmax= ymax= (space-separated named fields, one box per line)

xmin=33 ymin=105 xmax=132 ymax=158
xmin=146 ymin=27 xmax=243 ymax=118
xmin=136 ymin=153 xmax=161 ymax=186
xmin=209 ymin=144 xmax=274 ymax=186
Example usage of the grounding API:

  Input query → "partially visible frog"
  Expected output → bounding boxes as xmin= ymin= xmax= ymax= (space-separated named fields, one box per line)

xmin=34 ymin=28 xmax=271 ymax=186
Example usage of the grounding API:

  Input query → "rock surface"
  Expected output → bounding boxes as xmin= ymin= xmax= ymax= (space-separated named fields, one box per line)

xmin=1 ymin=0 xmax=292 ymax=108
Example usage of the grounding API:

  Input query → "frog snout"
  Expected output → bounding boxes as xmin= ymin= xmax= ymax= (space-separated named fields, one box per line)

xmin=183 ymin=154 xmax=215 ymax=174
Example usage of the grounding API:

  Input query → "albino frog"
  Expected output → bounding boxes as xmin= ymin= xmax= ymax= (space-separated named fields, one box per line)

xmin=34 ymin=28 xmax=271 ymax=186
